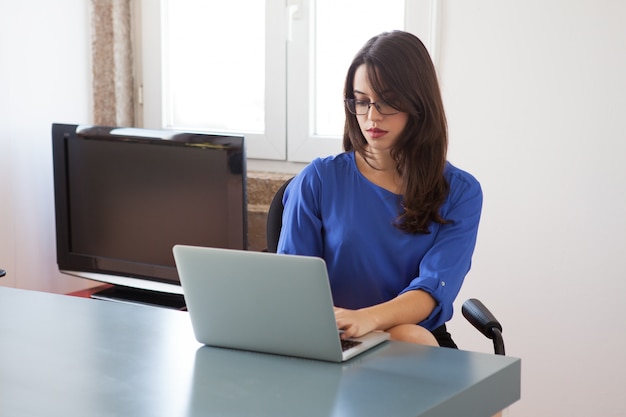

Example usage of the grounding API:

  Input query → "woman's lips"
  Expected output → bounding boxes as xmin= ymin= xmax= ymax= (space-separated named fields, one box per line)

xmin=367 ymin=128 xmax=387 ymax=139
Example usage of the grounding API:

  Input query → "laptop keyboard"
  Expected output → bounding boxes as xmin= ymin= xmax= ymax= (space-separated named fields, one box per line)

xmin=341 ymin=339 xmax=362 ymax=351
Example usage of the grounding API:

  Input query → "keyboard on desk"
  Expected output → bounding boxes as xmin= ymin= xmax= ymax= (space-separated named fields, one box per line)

xmin=341 ymin=339 xmax=362 ymax=351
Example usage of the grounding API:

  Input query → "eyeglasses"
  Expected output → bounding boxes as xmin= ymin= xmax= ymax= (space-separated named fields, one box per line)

xmin=344 ymin=99 xmax=400 ymax=116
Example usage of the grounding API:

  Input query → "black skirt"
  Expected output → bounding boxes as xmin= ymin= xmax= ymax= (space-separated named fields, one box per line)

xmin=431 ymin=324 xmax=458 ymax=349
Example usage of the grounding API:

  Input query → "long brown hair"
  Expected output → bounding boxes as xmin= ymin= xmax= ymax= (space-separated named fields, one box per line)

xmin=343 ymin=31 xmax=450 ymax=234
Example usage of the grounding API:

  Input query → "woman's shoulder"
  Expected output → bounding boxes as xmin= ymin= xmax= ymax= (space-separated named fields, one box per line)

xmin=311 ymin=152 xmax=354 ymax=168
xmin=286 ymin=153 xmax=356 ymax=204
xmin=304 ymin=152 xmax=355 ymax=178
xmin=444 ymin=161 xmax=482 ymax=198
xmin=445 ymin=161 xmax=480 ymax=186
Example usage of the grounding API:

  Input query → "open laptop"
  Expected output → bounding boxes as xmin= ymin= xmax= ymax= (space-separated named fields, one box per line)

xmin=173 ymin=245 xmax=389 ymax=362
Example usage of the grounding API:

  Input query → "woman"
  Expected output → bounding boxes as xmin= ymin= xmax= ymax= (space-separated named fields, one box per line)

xmin=277 ymin=31 xmax=482 ymax=348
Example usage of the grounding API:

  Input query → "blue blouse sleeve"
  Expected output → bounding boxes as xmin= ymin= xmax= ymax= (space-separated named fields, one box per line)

xmin=400 ymin=169 xmax=483 ymax=329
xmin=277 ymin=162 xmax=324 ymax=257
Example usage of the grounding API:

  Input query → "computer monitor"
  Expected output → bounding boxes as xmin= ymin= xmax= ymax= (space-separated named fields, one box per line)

xmin=52 ymin=123 xmax=246 ymax=308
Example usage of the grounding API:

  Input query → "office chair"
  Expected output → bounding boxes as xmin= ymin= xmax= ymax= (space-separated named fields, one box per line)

xmin=266 ymin=178 xmax=505 ymax=355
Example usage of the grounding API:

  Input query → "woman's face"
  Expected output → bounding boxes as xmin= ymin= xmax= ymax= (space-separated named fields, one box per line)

xmin=352 ymin=64 xmax=409 ymax=154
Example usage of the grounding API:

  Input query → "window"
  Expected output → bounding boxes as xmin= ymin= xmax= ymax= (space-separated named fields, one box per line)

xmin=137 ymin=0 xmax=439 ymax=162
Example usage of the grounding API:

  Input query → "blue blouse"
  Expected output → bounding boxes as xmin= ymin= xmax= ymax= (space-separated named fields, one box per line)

xmin=277 ymin=152 xmax=482 ymax=331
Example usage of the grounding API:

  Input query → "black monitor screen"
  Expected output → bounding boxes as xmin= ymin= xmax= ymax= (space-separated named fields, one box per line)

xmin=52 ymin=124 xmax=246 ymax=293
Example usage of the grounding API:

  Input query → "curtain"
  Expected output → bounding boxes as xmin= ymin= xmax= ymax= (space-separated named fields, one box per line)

xmin=91 ymin=0 xmax=134 ymax=126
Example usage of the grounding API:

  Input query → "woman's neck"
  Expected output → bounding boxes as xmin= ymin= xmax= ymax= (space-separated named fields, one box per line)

xmin=359 ymin=147 xmax=397 ymax=171
xmin=355 ymin=150 xmax=402 ymax=194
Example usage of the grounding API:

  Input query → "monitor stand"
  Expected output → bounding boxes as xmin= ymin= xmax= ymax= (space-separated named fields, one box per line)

xmin=91 ymin=286 xmax=186 ymax=310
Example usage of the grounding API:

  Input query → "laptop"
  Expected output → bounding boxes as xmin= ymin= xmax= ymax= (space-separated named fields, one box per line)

xmin=173 ymin=245 xmax=389 ymax=362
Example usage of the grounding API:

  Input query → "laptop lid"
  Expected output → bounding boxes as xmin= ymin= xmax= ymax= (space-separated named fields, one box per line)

xmin=173 ymin=245 xmax=388 ymax=362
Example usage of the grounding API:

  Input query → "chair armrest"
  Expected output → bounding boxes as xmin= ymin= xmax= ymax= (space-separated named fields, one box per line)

xmin=462 ymin=298 xmax=505 ymax=355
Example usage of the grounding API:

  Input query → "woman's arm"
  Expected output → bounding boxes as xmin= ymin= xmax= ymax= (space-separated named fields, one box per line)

xmin=334 ymin=289 xmax=436 ymax=338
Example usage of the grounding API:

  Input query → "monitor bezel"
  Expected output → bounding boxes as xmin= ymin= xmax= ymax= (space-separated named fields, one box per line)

xmin=52 ymin=123 xmax=247 ymax=295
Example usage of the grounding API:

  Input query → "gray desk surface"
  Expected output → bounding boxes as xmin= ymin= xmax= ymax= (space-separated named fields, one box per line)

xmin=0 ymin=287 xmax=520 ymax=417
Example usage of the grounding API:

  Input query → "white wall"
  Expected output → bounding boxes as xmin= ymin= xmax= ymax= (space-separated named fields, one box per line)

xmin=0 ymin=1 xmax=94 ymax=293
xmin=441 ymin=1 xmax=626 ymax=416
xmin=1 ymin=1 xmax=625 ymax=416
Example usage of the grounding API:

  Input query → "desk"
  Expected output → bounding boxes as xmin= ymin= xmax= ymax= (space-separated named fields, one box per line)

xmin=0 ymin=287 xmax=520 ymax=416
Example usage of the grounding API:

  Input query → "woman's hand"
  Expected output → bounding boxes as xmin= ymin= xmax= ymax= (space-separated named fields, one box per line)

xmin=334 ymin=307 xmax=378 ymax=339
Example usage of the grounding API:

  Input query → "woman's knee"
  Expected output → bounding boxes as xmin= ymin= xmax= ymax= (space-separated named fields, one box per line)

xmin=386 ymin=324 xmax=439 ymax=346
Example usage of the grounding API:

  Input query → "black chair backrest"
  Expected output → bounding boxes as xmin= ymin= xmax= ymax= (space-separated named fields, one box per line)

xmin=266 ymin=177 xmax=293 ymax=253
